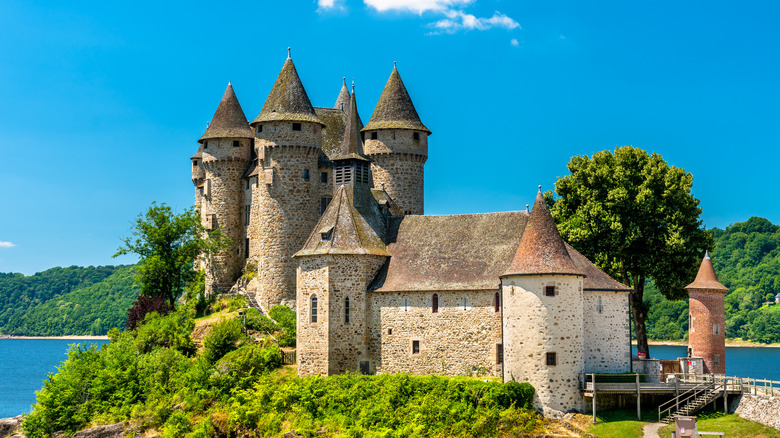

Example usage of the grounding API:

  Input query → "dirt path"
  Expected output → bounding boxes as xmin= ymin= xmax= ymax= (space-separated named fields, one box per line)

xmin=643 ymin=422 xmax=662 ymax=438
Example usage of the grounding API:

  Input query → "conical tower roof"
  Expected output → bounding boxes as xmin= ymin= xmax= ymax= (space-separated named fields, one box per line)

xmin=334 ymin=77 xmax=350 ymax=110
xmin=295 ymin=185 xmax=388 ymax=257
xmin=199 ymin=82 xmax=253 ymax=142
xmin=685 ymin=252 xmax=728 ymax=291
xmin=332 ymin=81 xmax=369 ymax=161
xmin=362 ymin=65 xmax=431 ymax=134
xmin=502 ymin=187 xmax=582 ymax=277
xmin=252 ymin=53 xmax=323 ymax=126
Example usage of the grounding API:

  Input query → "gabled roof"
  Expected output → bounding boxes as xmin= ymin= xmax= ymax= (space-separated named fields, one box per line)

xmin=685 ymin=252 xmax=728 ymax=291
xmin=331 ymin=82 xmax=369 ymax=162
xmin=199 ymin=83 xmax=253 ymax=142
xmin=334 ymin=78 xmax=350 ymax=110
xmin=502 ymin=188 xmax=582 ymax=277
xmin=295 ymin=186 xmax=388 ymax=257
xmin=566 ymin=244 xmax=632 ymax=292
xmin=362 ymin=66 xmax=431 ymax=134
xmin=252 ymin=57 xmax=323 ymax=126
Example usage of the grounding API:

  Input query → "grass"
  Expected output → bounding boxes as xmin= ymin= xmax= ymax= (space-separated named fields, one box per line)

xmin=657 ymin=412 xmax=780 ymax=437
xmin=586 ymin=410 xmax=649 ymax=438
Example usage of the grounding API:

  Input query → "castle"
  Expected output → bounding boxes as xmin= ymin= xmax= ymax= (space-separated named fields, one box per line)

xmin=190 ymin=51 xmax=636 ymax=415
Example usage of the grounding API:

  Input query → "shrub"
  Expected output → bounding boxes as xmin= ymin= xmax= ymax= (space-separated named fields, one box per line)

xmin=211 ymin=344 xmax=282 ymax=391
xmin=203 ymin=318 xmax=247 ymax=364
xmin=126 ymin=295 xmax=172 ymax=330
xmin=135 ymin=310 xmax=196 ymax=355
xmin=244 ymin=308 xmax=279 ymax=334
xmin=269 ymin=305 xmax=296 ymax=347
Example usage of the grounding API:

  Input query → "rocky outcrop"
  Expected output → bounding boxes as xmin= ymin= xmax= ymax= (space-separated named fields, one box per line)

xmin=72 ymin=423 xmax=125 ymax=438
xmin=0 ymin=416 xmax=23 ymax=438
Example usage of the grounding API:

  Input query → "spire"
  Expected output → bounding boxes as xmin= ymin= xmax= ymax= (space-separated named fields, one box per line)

xmin=362 ymin=65 xmax=431 ymax=134
xmin=685 ymin=253 xmax=728 ymax=291
xmin=295 ymin=185 xmax=388 ymax=257
xmin=199 ymin=82 xmax=253 ymax=143
xmin=252 ymin=55 xmax=323 ymax=126
xmin=503 ymin=188 xmax=581 ymax=277
xmin=332 ymin=80 xmax=368 ymax=161
xmin=334 ymin=76 xmax=350 ymax=110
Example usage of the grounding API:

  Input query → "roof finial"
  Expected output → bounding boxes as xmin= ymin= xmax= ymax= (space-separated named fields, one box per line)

xmin=526 ymin=204 xmax=530 ymax=212
xmin=287 ymin=47 xmax=291 ymax=59
xmin=343 ymin=76 xmax=346 ymax=85
xmin=393 ymin=60 xmax=397 ymax=69
xmin=228 ymin=80 xmax=231 ymax=86
xmin=705 ymin=249 xmax=710 ymax=259
xmin=538 ymin=184 xmax=542 ymax=193
xmin=351 ymin=78 xmax=355 ymax=93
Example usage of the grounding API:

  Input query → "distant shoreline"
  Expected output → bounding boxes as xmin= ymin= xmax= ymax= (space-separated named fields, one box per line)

xmin=636 ymin=340 xmax=780 ymax=349
xmin=0 ymin=335 xmax=109 ymax=340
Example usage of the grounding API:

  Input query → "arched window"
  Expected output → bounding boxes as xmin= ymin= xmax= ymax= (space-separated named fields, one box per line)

xmin=345 ymin=297 xmax=350 ymax=324
xmin=310 ymin=295 xmax=318 ymax=323
xmin=432 ymin=293 xmax=439 ymax=313
xmin=494 ymin=292 xmax=501 ymax=313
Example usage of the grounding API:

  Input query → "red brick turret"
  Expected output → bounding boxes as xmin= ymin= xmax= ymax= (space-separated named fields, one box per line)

xmin=686 ymin=251 xmax=728 ymax=374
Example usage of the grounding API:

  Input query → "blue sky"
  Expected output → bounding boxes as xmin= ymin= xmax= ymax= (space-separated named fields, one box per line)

xmin=1 ymin=0 xmax=778 ymax=275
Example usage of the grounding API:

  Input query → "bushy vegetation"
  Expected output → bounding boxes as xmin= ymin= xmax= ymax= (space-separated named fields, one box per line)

xmin=645 ymin=216 xmax=780 ymax=344
xmin=0 ymin=265 xmax=139 ymax=336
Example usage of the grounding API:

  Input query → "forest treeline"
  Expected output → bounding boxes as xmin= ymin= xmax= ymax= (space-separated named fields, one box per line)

xmin=0 ymin=265 xmax=139 ymax=336
xmin=646 ymin=216 xmax=780 ymax=343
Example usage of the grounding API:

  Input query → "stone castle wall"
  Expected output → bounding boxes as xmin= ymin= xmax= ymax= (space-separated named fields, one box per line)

xmin=365 ymin=130 xmax=427 ymax=215
xmin=689 ymin=289 xmax=726 ymax=374
xmin=583 ymin=291 xmax=631 ymax=373
xmin=296 ymin=257 xmax=329 ymax=376
xmin=502 ymin=275 xmax=585 ymax=416
xmin=368 ymin=289 xmax=503 ymax=377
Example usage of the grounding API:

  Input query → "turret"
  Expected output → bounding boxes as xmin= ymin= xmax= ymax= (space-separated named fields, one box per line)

xmin=248 ymin=49 xmax=324 ymax=308
xmin=362 ymin=64 xmax=430 ymax=215
xmin=686 ymin=251 xmax=728 ymax=374
xmin=500 ymin=187 xmax=585 ymax=416
xmin=197 ymin=82 xmax=253 ymax=293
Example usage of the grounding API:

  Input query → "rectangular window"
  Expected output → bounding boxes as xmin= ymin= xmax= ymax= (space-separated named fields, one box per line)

xmin=303 ymin=169 xmax=310 ymax=180
xmin=412 ymin=340 xmax=420 ymax=355
xmin=546 ymin=352 xmax=557 ymax=366
xmin=319 ymin=197 xmax=331 ymax=215
xmin=245 ymin=205 xmax=251 ymax=224
xmin=192 ymin=160 xmax=198 ymax=167
xmin=713 ymin=324 xmax=720 ymax=335
xmin=496 ymin=344 xmax=503 ymax=364
xmin=413 ymin=132 xmax=420 ymax=141
xmin=714 ymin=354 xmax=720 ymax=366
xmin=233 ymin=140 xmax=240 ymax=147
xmin=403 ymin=298 xmax=409 ymax=312
xmin=245 ymin=238 xmax=249 ymax=258
xmin=596 ymin=296 xmax=603 ymax=314
xmin=371 ymin=131 xmax=378 ymax=140
xmin=545 ymin=286 xmax=556 ymax=297
xmin=292 ymin=123 xmax=302 ymax=131
xmin=257 ymin=125 xmax=263 ymax=133
xmin=321 ymin=172 xmax=328 ymax=183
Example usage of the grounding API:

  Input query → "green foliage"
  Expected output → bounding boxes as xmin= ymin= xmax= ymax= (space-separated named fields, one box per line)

xmin=114 ymin=203 xmax=229 ymax=307
xmin=244 ymin=308 xmax=279 ymax=333
xmin=135 ymin=311 xmax=196 ymax=355
xmin=587 ymin=409 xmax=648 ymax=438
xmin=269 ymin=305 xmax=296 ymax=347
xmin=202 ymin=318 xmax=247 ymax=364
xmin=0 ymin=265 xmax=139 ymax=336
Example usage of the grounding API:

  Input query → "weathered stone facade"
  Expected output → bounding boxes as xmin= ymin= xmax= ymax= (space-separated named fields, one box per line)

xmin=583 ymin=291 xmax=631 ymax=373
xmin=364 ymin=131 xmax=427 ymax=215
xmin=734 ymin=393 xmax=780 ymax=430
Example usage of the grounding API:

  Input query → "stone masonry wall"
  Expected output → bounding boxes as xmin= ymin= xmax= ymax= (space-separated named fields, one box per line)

xmin=297 ymin=257 xmax=329 ymax=376
xmin=734 ymin=393 xmax=780 ymax=430
xmin=368 ymin=289 xmax=503 ymax=377
xmin=583 ymin=291 xmax=631 ymax=373
xmin=365 ymin=130 xmax=427 ymax=215
xmin=251 ymin=121 xmax=321 ymax=308
xmin=502 ymin=275 xmax=585 ymax=416
xmin=689 ymin=289 xmax=726 ymax=374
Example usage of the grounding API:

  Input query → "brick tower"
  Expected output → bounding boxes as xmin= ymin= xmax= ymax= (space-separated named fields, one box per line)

xmin=197 ymin=82 xmax=254 ymax=292
xmin=501 ymin=186 xmax=586 ymax=416
xmin=249 ymin=51 xmax=324 ymax=308
xmin=362 ymin=64 xmax=430 ymax=215
xmin=686 ymin=251 xmax=728 ymax=374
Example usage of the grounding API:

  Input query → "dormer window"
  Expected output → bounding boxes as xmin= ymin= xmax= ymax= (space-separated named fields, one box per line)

xmin=320 ymin=226 xmax=333 ymax=241
xmin=292 ymin=123 xmax=302 ymax=131
xmin=233 ymin=140 xmax=240 ymax=147
xmin=413 ymin=132 xmax=420 ymax=141
xmin=371 ymin=131 xmax=378 ymax=140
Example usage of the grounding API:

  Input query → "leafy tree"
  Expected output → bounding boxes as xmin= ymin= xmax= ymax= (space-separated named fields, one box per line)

xmin=126 ymin=295 xmax=172 ymax=330
xmin=547 ymin=146 xmax=712 ymax=355
xmin=114 ymin=203 xmax=228 ymax=308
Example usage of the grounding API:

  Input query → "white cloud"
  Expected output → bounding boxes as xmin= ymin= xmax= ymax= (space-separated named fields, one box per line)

xmin=364 ymin=0 xmax=474 ymax=14
xmin=510 ymin=38 xmax=519 ymax=46
xmin=0 ymin=241 xmax=15 ymax=248
xmin=429 ymin=10 xmax=519 ymax=34
xmin=318 ymin=0 xmax=345 ymax=11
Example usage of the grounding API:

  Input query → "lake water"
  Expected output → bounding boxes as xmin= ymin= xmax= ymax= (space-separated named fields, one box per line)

xmin=0 ymin=339 xmax=108 ymax=419
xmin=1 ymin=339 xmax=779 ymax=418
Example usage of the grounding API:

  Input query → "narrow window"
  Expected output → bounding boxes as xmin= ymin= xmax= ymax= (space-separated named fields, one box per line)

xmin=387 ymin=328 xmax=393 ymax=335
xmin=371 ymin=131 xmax=378 ymax=140
xmin=303 ymin=169 xmax=310 ymax=180
xmin=321 ymin=172 xmax=328 ymax=183
xmin=244 ymin=238 xmax=249 ymax=258
xmin=461 ymin=297 xmax=468 ymax=311
xmin=412 ymin=340 xmax=420 ymax=355
xmin=246 ymin=179 xmax=250 ymax=190
xmin=413 ymin=132 xmax=420 ymax=141
xmin=344 ymin=297 xmax=350 ymax=324
xmin=310 ymin=295 xmax=318 ymax=323
xmin=546 ymin=352 xmax=557 ymax=366
xmin=204 ymin=141 xmax=209 ymax=148
xmin=319 ymin=197 xmax=331 ymax=215
xmin=403 ymin=298 xmax=409 ymax=312
xmin=496 ymin=344 xmax=503 ymax=364
xmin=597 ymin=296 xmax=603 ymax=314
xmin=713 ymin=324 xmax=720 ymax=335
xmin=245 ymin=205 xmax=251 ymax=224
xmin=192 ymin=160 xmax=198 ymax=167
xmin=257 ymin=125 xmax=263 ymax=133
xmin=393 ymin=131 xmax=396 ymax=139
xmin=292 ymin=123 xmax=302 ymax=131
xmin=545 ymin=286 xmax=556 ymax=297
xmin=494 ymin=292 xmax=500 ymax=312
xmin=432 ymin=294 xmax=439 ymax=313
xmin=714 ymin=354 xmax=720 ymax=366
xmin=233 ymin=140 xmax=240 ymax=147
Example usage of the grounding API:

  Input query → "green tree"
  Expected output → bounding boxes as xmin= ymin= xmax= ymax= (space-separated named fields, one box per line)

xmin=114 ymin=203 xmax=227 ymax=307
xmin=547 ymin=146 xmax=712 ymax=356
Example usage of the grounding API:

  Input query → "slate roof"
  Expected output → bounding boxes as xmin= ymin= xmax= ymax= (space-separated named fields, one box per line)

xmin=331 ymin=83 xmax=369 ymax=161
xmin=295 ymin=185 xmax=388 ymax=257
xmin=371 ymin=211 xmax=529 ymax=292
xmin=685 ymin=252 xmax=728 ymax=291
xmin=362 ymin=67 xmax=431 ymax=134
xmin=502 ymin=189 xmax=582 ymax=277
xmin=566 ymin=244 xmax=632 ymax=292
xmin=252 ymin=58 xmax=323 ymax=126
xmin=334 ymin=79 xmax=350 ymax=110
xmin=314 ymin=107 xmax=346 ymax=167
xmin=199 ymin=83 xmax=253 ymax=142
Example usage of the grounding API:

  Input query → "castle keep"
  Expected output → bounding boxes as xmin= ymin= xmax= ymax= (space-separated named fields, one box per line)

xmin=191 ymin=52 xmax=633 ymax=415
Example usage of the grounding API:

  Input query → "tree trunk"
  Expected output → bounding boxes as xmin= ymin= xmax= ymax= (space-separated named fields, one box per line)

xmin=631 ymin=280 xmax=650 ymax=358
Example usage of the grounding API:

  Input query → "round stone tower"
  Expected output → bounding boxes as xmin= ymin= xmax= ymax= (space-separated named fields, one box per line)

xmin=501 ymin=187 xmax=585 ymax=416
xmin=197 ymin=82 xmax=254 ymax=293
xmin=249 ymin=51 xmax=323 ymax=308
xmin=686 ymin=251 xmax=728 ymax=374
xmin=362 ymin=64 xmax=431 ymax=215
